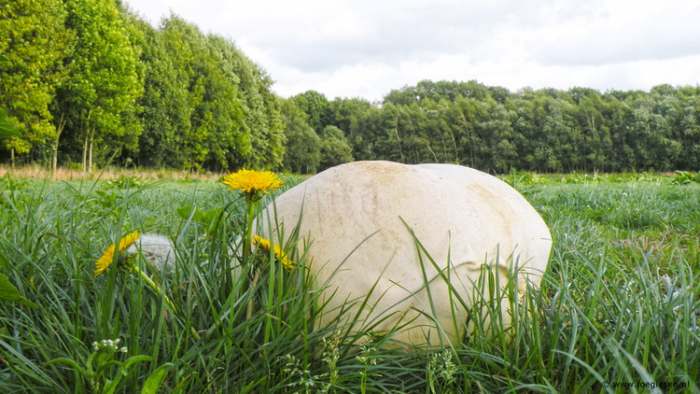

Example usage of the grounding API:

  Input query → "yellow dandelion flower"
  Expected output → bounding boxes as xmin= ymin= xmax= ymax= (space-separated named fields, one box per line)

xmin=95 ymin=245 xmax=116 ymax=277
xmin=95 ymin=231 xmax=141 ymax=276
xmin=222 ymin=169 xmax=282 ymax=197
xmin=253 ymin=235 xmax=295 ymax=271
xmin=253 ymin=235 xmax=271 ymax=250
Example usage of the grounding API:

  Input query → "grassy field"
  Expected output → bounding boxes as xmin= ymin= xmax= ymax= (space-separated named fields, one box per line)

xmin=0 ymin=171 xmax=699 ymax=393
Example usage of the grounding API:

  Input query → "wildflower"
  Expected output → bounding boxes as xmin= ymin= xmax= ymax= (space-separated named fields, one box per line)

xmin=95 ymin=231 xmax=141 ymax=276
xmin=253 ymin=235 xmax=294 ymax=271
xmin=224 ymin=169 xmax=282 ymax=263
xmin=94 ymin=231 xmax=176 ymax=312
xmin=222 ymin=169 xmax=282 ymax=200
xmin=322 ymin=332 xmax=341 ymax=390
xmin=356 ymin=344 xmax=378 ymax=366
xmin=281 ymin=354 xmax=301 ymax=376
xmin=225 ymin=169 xmax=284 ymax=319
xmin=356 ymin=344 xmax=377 ymax=393
xmin=429 ymin=350 xmax=457 ymax=386
xmin=93 ymin=338 xmax=122 ymax=352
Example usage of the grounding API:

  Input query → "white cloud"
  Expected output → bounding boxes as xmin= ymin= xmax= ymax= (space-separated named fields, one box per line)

xmin=125 ymin=0 xmax=700 ymax=100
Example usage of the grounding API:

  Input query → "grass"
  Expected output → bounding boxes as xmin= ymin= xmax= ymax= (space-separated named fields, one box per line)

xmin=0 ymin=171 xmax=698 ymax=393
xmin=0 ymin=164 xmax=226 ymax=182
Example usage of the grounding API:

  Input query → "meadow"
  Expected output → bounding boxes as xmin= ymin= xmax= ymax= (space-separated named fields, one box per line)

xmin=0 ymin=170 xmax=698 ymax=393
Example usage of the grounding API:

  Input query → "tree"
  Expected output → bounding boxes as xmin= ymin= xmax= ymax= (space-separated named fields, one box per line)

xmin=281 ymin=100 xmax=320 ymax=173
xmin=0 ymin=0 xmax=72 ymax=167
xmin=57 ymin=0 xmax=143 ymax=172
xmin=676 ymin=89 xmax=700 ymax=169
xmin=136 ymin=16 xmax=283 ymax=171
xmin=318 ymin=125 xmax=353 ymax=170
xmin=4 ymin=0 xmax=700 ymax=176
xmin=371 ymin=103 xmax=403 ymax=162
xmin=0 ymin=108 xmax=19 ymax=147
xmin=226 ymin=42 xmax=282 ymax=170
xmin=134 ymin=16 xmax=190 ymax=168
xmin=193 ymin=34 xmax=249 ymax=171
xmin=292 ymin=91 xmax=330 ymax=132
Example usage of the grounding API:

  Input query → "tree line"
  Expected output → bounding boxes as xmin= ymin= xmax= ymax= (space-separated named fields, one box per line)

xmin=1 ymin=0 xmax=285 ymax=173
xmin=288 ymin=82 xmax=700 ymax=173
xmin=1 ymin=1 xmax=698 ymax=174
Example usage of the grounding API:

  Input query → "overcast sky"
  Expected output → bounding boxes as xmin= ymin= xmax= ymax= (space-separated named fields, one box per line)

xmin=124 ymin=0 xmax=700 ymax=101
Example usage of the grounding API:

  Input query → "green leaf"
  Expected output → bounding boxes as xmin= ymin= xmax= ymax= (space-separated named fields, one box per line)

xmin=0 ymin=252 xmax=8 ymax=270
xmin=141 ymin=362 xmax=175 ymax=394
xmin=47 ymin=357 xmax=87 ymax=378
xmin=103 ymin=355 xmax=151 ymax=394
xmin=123 ymin=354 xmax=152 ymax=371
xmin=0 ymin=108 xmax=19 ymax=140
xmin=176 ymin=204 xmax=194 ymax=221
xmin=0 ymin=273 xmax=36 ymax=308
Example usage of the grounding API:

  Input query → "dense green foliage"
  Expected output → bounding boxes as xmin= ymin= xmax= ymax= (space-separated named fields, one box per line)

xmin=0 ymin=1 xmax=698 ymax=173
xmin=0 ymin=0 xmax=72 ymax=162
xmin=318 ymin=125 xmax=353 ymax=170
xmin=281 ymin=100 xmax=321 ymax=173
xmin=0 ymin=108 xmax=19 ymax=141
xmin=292 ymin=82 xmax=700 ymax=173
xmin=0 ymin=0 xmax=286 ymax=172
xmin=0 ymin=175 xmax=698 ymax=391
xmin=58 ymin=0 xmax=144 ymax=172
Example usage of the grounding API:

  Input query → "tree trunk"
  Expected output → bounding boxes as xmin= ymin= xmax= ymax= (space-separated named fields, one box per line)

xmin=52 ymin=115 xmax=65 ymax=179
xmin=10 ymin=148 xmax=15 ymax=169
xmin=82 ymin=135 xmax=88 ymax=173
xmin=88 ymin=136 xmax=93 ymax=173
xmin=52 ymin=145 xmax=58 ymax=178
xmin=82 ymin=111 xmax=93 ymax=173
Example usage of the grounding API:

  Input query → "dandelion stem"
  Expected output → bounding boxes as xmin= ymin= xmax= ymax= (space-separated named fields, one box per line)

xmin=246 ymin=270 xmax=260 ymax=320
xmin=242 ymin=197 xmax=256 ymax=261
xmin=243 ymin=196 xmax=259 ymax=320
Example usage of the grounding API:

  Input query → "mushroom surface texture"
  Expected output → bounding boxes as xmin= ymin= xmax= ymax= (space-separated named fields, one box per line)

xmin=261 ymin=160 xmax=552 ymax=347
xmin=125 ymin=233 xmax=176 ymax=270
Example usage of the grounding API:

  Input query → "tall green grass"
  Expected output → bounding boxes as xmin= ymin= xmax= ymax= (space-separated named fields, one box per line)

xmin=0 ymin=175 xmax=698 ymax=392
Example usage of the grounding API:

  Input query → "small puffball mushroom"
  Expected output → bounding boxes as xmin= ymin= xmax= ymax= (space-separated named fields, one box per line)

xmin=125 ymin=233 xmax=175 ymax=270
xmin=261 ymin=161 xmax=552 ymax=347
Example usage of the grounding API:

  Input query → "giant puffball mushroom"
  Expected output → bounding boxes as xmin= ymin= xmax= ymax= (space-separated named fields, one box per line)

xmin=261 ymin=161 xmax=552 ymax=347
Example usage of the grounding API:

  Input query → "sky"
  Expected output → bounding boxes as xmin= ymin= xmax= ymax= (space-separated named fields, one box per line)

xmin=124 ymin=0 xmax=700 ymax=101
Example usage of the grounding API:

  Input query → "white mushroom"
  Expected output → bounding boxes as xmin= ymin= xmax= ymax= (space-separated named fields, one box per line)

xmin=125 ymin=233 xmax=176 ymax=270
xmin=261 ymin=161 xmax=552 ymax=346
